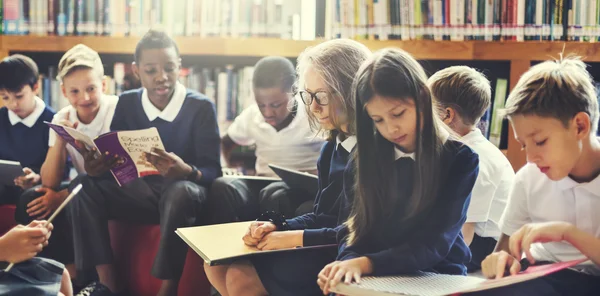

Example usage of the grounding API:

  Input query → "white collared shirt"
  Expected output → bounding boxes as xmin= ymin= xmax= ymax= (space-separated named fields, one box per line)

xmin=227 ymin=98 xmax=325 ymax=177
xmin=48 ymin=94 xmax=118 ymax=174
xmin=8 ymin=96 xmax=46 ymax=127
xmin=500 ymin=163 xmax=600 ymax=275
xmin=394 ymin=147 xmax=415 ymax=160
xmin=336 ymin=135 xmax=357 ymax=153
xmin=141 ymin=82 xmax=186 ymax=122
xmin=462 ymin=129 xmax=514 ymax=239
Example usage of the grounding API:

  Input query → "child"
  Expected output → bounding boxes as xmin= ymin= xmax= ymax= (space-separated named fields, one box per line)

xmin=0 ymin=221 xmax=73 ymax=296
xmin=475 ymin=57 xmax=600 ymax=295
xmin=0 ymin=54 xmax=54 ymax=204
xmin=428 ymin=66 xmax=514 ymax=272
xmin=318 ymin=48 xmax=479 ymax=294
xmin=204 ymin=39 xmax=371 ymax=296
xmin=14 ymin=44 xmax=119 ymax=276
xmin=209 ymin=56 xmax=325 ymax=222
xmin=69 ymin=30 xmax=221 ymax=296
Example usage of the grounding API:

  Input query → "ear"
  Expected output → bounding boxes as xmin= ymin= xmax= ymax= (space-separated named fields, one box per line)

xmin=101 ymin=77 xmax=107 ymax=93
xmin=60 ymin=83 xmax=67 ymax=98
xmin=443 ymin=107 xmax=456 ymax=125
xmin=132 ymin=62 xmax=140 ymax=80
xmin=573 ymin=111 xmax=592 ymax=139
xmin=32 ymin=82 xmax=40 ymax=94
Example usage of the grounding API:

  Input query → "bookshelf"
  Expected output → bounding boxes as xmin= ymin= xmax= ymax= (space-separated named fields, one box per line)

xmin=4 ymin=37 xmax=598 ymax=170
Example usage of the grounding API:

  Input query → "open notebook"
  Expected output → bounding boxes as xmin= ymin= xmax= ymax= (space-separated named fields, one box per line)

xmin=176 ymin=221 xmax=335 ymax=266
xmin=331 ymin=259 xmax=589 ymax=296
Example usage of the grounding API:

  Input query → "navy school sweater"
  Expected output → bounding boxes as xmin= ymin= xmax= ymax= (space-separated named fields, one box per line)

xmin=285 ymin=139 xmax=354 ymax=246
xmin=337 ymin=139 xmax=479 ymax=276
xmin=110 ymin=88 xmax=222 ymax=186
xmin=0 ymin=106 xmax=55 ymax=174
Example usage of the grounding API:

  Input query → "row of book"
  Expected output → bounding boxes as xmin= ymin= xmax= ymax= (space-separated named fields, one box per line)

xmin=326 ymin=0 xmax=600 ymax=42
xmin=1 ymin=0 xmax=318 ymax=40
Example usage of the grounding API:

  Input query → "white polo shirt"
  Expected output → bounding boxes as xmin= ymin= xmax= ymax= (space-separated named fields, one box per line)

xmin=8 ymin=96 xmax=47 ymax=127
xmin=227 ymin=98 xmax=325 ymax=177
xmin=500 ymin=163 xmax=600 ymax=275
xmin=462 ymin=129 xmax=514 ymax=239
xmin=48 ymin=94 xmax=118 ymax=175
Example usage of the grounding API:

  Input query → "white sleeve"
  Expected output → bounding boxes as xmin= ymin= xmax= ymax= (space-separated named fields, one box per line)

xmin=466 ymin=169 xmax=497 ymax=223
xmin=47 ymin=112 xmax=64 ymax=147
xmin=498 ymin=170 xmax=532 ymax=236
xmin=227 ymin=106 xmax=256 ymax=146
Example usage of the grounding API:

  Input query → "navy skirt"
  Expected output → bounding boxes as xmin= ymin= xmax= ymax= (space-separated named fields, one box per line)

xmin=0 ymin=257 xmax=64 ymax=296
xmin=252 ymin=247 xmax=337 ymax=296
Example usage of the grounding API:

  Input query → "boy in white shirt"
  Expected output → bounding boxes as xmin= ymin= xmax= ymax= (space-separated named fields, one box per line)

xmin=15 ymin=44 xmax=118 ymax=280
xmin=474 ymin=57 xmax=600 ymax=295
xmin=209 ymin=56 xmax=324 ymax=223
xmin=428 ymin=66 xmax=514 ymax=272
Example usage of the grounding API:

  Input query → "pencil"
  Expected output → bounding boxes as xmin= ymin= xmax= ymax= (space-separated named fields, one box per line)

xmin=3 ymin=184 xmax=83 ymax=273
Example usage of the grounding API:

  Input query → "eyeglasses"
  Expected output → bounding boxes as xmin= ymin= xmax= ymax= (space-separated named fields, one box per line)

xmin=298 ymin=90 xmax=330 ymax=106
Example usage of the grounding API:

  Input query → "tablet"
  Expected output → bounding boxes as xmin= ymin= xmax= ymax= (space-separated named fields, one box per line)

xmin=0 ymin=160 xmax=23 ymax=186
xmin=268 ymin=164 xmax=318 ymax=196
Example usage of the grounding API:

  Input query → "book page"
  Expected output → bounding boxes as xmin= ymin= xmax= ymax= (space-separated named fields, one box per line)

xmin=45 ymin=121 xmax=98 ymax=155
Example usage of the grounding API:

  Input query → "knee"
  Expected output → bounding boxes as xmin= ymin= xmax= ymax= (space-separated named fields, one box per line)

xmin=209 ymin=178 xmax=234 ymax=199
xmin=160 ymin=181 xmax=207 ymax=213
xmin=15 ymin=186 xmax=43 ymax=224
xmin=225 ymin=264 xmax=251 ymax=295
xmin=258 ymin=183 xmax=288 ymax=204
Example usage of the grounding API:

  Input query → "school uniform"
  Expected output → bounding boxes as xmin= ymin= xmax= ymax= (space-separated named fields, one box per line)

xmin=0 ymin=257 xmax=65 ymax=296
xmin=0 ymin=97 xmax=54 ymax=205
xmin=208 ymin=98 xmax=325 ymax=222
xmin=68 ymin=83 xmax=221 ymax=280
xmin=337 ymin=139 xmax=478 ymax=276
xmin=461 ymin=129 xmax=514 ymax=272
xmin=15 ymin=95 xmax=118 ymax=266
xmin=251 ymin=136 xmax=356 ymax=296
xmin=466 ymin=163 xmax=600 ymax=296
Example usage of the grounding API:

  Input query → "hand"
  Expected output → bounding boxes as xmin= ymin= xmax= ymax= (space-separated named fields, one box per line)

xmin=242 ymin=221 xmax=276 ymax=246
xmin=509 ymin=222 xmax=574 ymax=264
xmin=481 ymin=250 xmax=521 ymax=279
xmin=14 ymin=167 xmax=41 ymax=190
xmin=0 ymin=220 xmax=53 ymax=263
xmin=55 ymin=112 xmax=79 ymax=146
xmin=145 ymin=148 xmax=193 ymax=180
xmin=317 ymin=257 xmax=372 ymax=295
xmin=81 ymin=145 xmax=121 ymax=177
xmin=26 ymin=188 xmax=67 ymax=219
xmin=256 ymin=230 xmax=303 ymax=250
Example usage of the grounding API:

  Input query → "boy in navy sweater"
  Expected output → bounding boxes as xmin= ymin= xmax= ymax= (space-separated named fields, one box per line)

xmin=69 ymin=30 xmax=221 ymax=296
xmin=0 ymin=54 xmax=54 ymax=205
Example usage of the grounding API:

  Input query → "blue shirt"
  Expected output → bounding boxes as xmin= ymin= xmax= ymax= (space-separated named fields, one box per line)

xmin=337 ymin=139 xmax=479 ymax=276
xmin=0 ymin=106 xmax=54 ymax=173
xmin=286 ymin=139 xmax=354 ymax=246
xmin=111 ymin=88 xmax=222 ymax=185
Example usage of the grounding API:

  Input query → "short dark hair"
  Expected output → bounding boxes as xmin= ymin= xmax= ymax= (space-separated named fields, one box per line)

xmin=0 ymin=54 xmax=39 ymax=92
xmin=252 ymin=56 xmax=296 ymax=92
xmin=134 ymin=30 xmax=180 ymax=63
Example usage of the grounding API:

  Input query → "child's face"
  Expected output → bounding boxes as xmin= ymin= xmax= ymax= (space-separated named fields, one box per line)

xmin=303 ymin=66 xmax=336 ymax=131
xmin=0 ymin=84 xmax=38 ymax=119
xmin=366 ymin=95 xmax=418 ymax=153
xmin=61 ymin=68 xmax=103 ymax=120
xmin=511 ymin=114 xmax=582 ymax=180
xmin=134 ymin=47 xmax=180 ymax=102
xmin=254 ymin=87 xmax=292 ymax=127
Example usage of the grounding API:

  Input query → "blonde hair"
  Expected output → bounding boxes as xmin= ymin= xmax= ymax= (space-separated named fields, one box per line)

xmin=296 ymin=39 xmax=371 ymax=140
xmin=504 ymin=56 xmax=599 ymax=134
xmin=428 ymin=66 xmax=492 ymax=126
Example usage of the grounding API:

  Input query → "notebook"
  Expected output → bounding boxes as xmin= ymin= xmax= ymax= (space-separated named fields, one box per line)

xmin=176 ymin=221 xmax=335 ymax=266
xmin=0 ymin=160 xmax=23 ymax=186
xmin=331 ymin=259 xmax=589 ymax=296
xmin=268 ymin=164 xmax=319 ymax=196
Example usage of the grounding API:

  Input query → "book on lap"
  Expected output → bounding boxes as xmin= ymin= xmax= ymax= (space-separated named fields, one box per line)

xmin=45 ymin=122 xmax=165 ymax=186
xmin=268 ymin=164 xmax=319 ymax=196
xmin=0 ymin=160 xmax=23 ymax=186
xmin=331 ymin=259 xmax=589 ymax=296
xmin=176 ymin=221 xmax=336 ymax=266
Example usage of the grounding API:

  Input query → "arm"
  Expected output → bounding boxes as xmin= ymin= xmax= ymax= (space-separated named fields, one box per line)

xmin=190 ymin=101 xmax=222 ymax=185
xmin=462 ymin=223 xmax=476 ymax=246
xmin=40 ymin=141 xmax=68 ymax=189
xmin=565 ymin=226 xmax=600 ymax=266
xmin=340 ymin=149 xmax=479 ymax=276
xmin=221 ymin=134 xmax=240 ymax=167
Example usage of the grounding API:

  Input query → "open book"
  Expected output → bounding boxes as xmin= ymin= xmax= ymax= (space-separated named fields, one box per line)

xmin=176 ymin=221 xmax=336 ymax=266
xmin=46 ymin=122 xmax=165 ymax=186
xmin=331 ymin=259 xmax=589 ymax=296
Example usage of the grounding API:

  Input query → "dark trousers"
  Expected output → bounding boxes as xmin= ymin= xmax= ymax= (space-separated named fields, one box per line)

xmin=14 ymin=181 xmax=76 ymax=265
xmin=466 ymin=234 xmax=497 ymax=273
xmin=464 ymin=268 xmax=600 ymax=296
xmin=68 ymin=174 xmax=208 ymax=280
xmin=207 ymin=178 xmax=313 ymax=224
xmin=0 ymin=185 xmax=22 ymax=205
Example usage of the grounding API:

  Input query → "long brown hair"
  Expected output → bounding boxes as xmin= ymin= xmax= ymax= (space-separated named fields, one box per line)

xmin=296 ymin=39 xmax=371 ymax=140
xmin=345 ymin=48 xmax=448 ymax=246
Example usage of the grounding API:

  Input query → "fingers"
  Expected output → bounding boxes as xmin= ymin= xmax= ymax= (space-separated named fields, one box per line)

xmin=27 ymin=196 xmax=44 ymax=209
xmin=23 ymin=167 xmax=33 ymax=174
xmin=344 ymin=271 xmax=353 ymax=284
xmin=27 ymin=202 xmax=46 ymax=216
xmin=151 ymin=147 xmax=172 ymax=159
xmin=353 ymin=271 xmax=362 ymax=284
xmin=27 ymin=220 xmax=46 ymax=228
xmin=242 ymin=233 xmax=259 ymax=246
xmin=509 ymin=258 xmax=522 ymax=276
xmin=24 ymin=226 xmax=48 ymax=238
xmin=521 ymin=231 xmax=537 ymax=264
xmin=329 ymin=267 xmax=346 ymax=290
xmin=38 ymin=210 xmax=51 ymax=219
xmin=45 ymin=222 xmax=53 ymax=231
xmin=495 ymin=252 xmax=515 ymax=279
xmin=29 ymin=206 xmax=49 ymax=218
xmin=257 ymin=236 xmax=268 ymax=250
xmin=317 ymin=278 xmax=326 ymax=293
xmin=509 ymin=229 xmax=524 ymax=260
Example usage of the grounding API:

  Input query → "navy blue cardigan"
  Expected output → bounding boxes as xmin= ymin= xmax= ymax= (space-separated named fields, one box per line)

xmin=337 ymin=140 xmax=478 ymax=276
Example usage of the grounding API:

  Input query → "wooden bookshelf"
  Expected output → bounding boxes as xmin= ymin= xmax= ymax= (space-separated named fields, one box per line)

xmin=5 ymin=36 xmax=596 ymax=170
